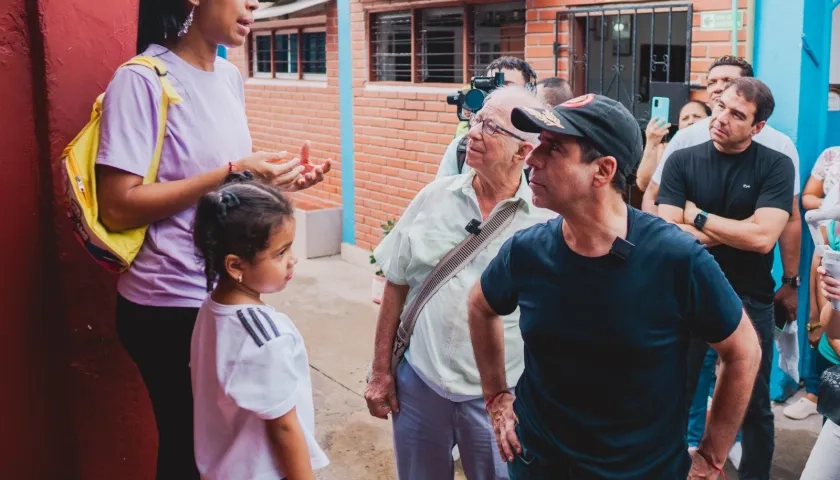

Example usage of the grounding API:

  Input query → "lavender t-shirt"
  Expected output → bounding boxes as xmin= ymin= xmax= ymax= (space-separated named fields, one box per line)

xmin=96 ymin=44 xmax=253 ymax=308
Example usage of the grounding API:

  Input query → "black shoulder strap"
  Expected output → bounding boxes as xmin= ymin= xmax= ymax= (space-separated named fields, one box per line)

xmin=456 ymin=136 xmax=468 ymax=174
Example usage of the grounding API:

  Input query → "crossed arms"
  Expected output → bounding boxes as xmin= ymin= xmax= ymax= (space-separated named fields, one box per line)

xmin=658 ymin=202 xmax=789 ymax=254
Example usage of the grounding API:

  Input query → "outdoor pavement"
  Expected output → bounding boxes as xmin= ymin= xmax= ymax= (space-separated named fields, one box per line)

xmin=264 ymin=255 xmax=823 ymax=480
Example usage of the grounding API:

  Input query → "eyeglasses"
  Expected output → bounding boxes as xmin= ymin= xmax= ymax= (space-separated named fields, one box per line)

xmin=469 ymin=117 xmax=526 ymax=142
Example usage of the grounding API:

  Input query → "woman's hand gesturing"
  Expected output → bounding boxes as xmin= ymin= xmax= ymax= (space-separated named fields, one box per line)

xmin=235 ymin=141 xmax=331 ymax=191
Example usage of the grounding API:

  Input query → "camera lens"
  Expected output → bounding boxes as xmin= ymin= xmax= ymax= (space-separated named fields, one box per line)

xmin=464 ymin=89 xmax=486 ymax=111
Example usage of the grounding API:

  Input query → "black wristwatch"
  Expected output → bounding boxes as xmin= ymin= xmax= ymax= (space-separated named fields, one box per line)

xmin=693 ymin=211 xmax=708 ymax=231
xmin=781 ymin=275 xmax=801 ymax=288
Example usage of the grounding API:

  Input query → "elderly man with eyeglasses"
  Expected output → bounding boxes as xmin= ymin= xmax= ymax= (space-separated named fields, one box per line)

xmin=364 ymin=85 xmax=556 ymax=480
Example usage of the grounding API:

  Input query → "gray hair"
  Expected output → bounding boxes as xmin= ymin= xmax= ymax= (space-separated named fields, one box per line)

xmin=481 ymin=84 xmax=545 ymax=146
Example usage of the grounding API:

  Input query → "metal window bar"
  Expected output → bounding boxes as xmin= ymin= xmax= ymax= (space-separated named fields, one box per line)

xmin=254 ymin=35 xmax=272 ymax=74
xmin=371 ymin=11 xmax=412 ymax=81
xmin=555 ymin=2 xmax=692 ymax=125
xmin=301 ymin=32 xmax=327 ymax=74
xmin=554 ymin=2 xmax=692 ymax=205
xmin=274 ymin=33 xmax=298 ymax=74
xmin=468 ymin=2 xmax=527 ymax=79
xmin=417 ymin=7 xmax=464 ymax=83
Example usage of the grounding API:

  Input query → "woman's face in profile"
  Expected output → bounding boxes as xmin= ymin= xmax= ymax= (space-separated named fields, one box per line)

xmin=678 ymin=102 xmax=709 ymax=130
xmin=193 ymin=0 xmax=260 ymax=48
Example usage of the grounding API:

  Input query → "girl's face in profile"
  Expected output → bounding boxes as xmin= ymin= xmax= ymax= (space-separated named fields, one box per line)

xmin=241 ymin=219 xmax=299 ymax=294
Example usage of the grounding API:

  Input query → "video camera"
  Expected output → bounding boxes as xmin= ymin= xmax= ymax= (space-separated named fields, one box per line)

xmin=446 ymin=72 xmax=505 ymax=122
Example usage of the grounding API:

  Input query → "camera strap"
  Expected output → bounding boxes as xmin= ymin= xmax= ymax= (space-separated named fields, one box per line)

xmin=389 ymin=199 xmax=522 ymax=374
xmin=456 ymin=135 xmax=468 ymax=174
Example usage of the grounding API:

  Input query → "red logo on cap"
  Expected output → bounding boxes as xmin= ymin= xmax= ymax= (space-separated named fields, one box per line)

xmin=560 ymin=93 xmax=596 ymax=108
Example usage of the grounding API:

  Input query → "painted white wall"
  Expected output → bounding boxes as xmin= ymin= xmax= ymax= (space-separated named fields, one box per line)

xmin=831 ymin=7 xmax=840 ymax=84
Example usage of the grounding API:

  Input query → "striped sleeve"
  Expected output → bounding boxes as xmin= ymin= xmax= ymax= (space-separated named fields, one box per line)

xmin=236 ymin=307 xmax=284 ymax=347
xmin=226 ymin=308 xmax=300 ymax=419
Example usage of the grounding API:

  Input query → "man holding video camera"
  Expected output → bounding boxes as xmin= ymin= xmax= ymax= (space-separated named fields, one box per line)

xmin=436 ymin=57 xmax=537 ymax=179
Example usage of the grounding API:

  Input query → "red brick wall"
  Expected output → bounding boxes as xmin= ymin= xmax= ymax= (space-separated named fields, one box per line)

xmin=240 ymin=0 xmax=752 ymax=250
xmin=347 ymin=0 xmax=751 ymax=250
xmin=228 ymin=4 xmax=342 ymax=209
xmin=349 ymin=1 xmax=466 ymax=249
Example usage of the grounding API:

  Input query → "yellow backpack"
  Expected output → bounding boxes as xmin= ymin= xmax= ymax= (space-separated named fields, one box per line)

xmin=60 ymin=56 xmax=183 ymax=273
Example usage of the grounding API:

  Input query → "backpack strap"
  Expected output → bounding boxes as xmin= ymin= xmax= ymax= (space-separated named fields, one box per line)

xmin=121 ymin=56 xmax=183 ymax=106
xmin=119 ymin=56 xmax=183 ymax=185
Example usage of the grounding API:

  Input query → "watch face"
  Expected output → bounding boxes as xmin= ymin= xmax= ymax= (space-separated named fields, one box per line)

xmin=694 ymin=213 xmax=707 ymax=230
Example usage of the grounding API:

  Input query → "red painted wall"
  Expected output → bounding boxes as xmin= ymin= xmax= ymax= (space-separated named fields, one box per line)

xmin=0 ymin=1 xmax=160 ymax=478
xmin=0 ymin=1 xmax=64 ymax=478
xmin=37 ymin=0 xmax=159 ymax=478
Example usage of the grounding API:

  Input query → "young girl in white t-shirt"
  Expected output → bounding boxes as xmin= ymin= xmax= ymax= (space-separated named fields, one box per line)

xmin=190 ymin=171 xmax=328 ymax=480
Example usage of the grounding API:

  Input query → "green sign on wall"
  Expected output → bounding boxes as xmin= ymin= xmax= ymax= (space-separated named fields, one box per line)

xmin=699 ymin=10 xmax=745 ymax=31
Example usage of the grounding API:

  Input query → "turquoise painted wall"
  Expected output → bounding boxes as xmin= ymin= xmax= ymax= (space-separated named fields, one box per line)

xmin=337 ymin=0 xmax=355 ymax=244
xmin=755 ymin=0 xmax=837 ymax=401
xmin=829 ymin=111 xmax=840 ymax=146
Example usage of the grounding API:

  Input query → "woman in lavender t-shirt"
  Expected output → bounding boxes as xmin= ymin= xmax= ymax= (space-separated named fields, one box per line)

xmin=95 ymin=1 xmax=329 ymax=477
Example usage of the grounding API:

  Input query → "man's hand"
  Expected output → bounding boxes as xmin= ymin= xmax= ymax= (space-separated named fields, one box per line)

xmin=486 ymin=392 xmax=520 ymax=462
xmin=364 ymin=370 xmax=399 ymax=420
xmin=687 ymin=448 xmax=723 ymax=479
xmin=275 ymin=140 xmax=332 ymax=191
xmin=774 ymin=284 xmax=798 ymax=323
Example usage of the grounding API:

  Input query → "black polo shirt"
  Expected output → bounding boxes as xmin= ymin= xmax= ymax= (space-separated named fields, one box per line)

xmin=656 ymin=140 xmax=795 ymax=303
xmin=479 ymin=207 xmax=742 ymax=478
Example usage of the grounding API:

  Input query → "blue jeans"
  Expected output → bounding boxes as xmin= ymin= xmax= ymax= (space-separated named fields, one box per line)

xmin=686 ymin=348 xmax=743 ymax=447
xmin=683 ymin=295 xmax=775 ymax=480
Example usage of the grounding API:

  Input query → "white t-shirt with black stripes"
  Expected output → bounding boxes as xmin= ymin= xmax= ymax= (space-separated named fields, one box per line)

xmin=190 ymin=298 xmax=328 ymax=480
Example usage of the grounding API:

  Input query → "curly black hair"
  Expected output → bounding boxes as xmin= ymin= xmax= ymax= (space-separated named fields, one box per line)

xmin=192 ymin=172 xmax=295 ymax=292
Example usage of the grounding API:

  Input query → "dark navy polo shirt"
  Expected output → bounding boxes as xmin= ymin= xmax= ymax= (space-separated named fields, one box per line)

xmin=479 ymin=206 xmax=742 ymax=479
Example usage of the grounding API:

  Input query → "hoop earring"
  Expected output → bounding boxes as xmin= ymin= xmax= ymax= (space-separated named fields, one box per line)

xmin=178 ymin=6 xmax=195 ymax=38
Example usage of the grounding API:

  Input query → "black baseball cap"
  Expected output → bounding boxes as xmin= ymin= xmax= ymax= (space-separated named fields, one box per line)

xmin=511 ymin=93 xmax=643 ymax=177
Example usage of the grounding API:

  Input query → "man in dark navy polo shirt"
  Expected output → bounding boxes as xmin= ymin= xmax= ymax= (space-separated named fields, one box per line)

xmin=466 ymin=94 xmax=763 ymax=479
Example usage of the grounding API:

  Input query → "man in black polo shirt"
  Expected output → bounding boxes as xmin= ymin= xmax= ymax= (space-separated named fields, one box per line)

xmin=656 ymin=78 xmax=794 ymax=480
xmin=466 ymin=93 xmax=762 ymax=479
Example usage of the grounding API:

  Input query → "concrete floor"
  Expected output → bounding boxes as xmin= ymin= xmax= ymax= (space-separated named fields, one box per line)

xmin=265 ymin=255 xmax=823 ymax=480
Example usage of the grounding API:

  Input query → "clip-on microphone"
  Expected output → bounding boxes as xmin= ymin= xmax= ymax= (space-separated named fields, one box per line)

xmin=465 ymin=219 xmax=482 ymax=235
xmin=609 ymin=237 xmax=635 ymax=261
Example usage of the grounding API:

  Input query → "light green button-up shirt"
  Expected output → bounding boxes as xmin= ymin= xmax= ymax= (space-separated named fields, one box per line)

xmin=373 ymin=170 xmax=556 ymax=399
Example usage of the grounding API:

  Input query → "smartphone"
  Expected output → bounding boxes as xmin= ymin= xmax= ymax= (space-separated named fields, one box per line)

xmin=651 ymin=96 xmax=671 ymax=123
xmin=774 ymin=301 xmax=788 ymax=331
